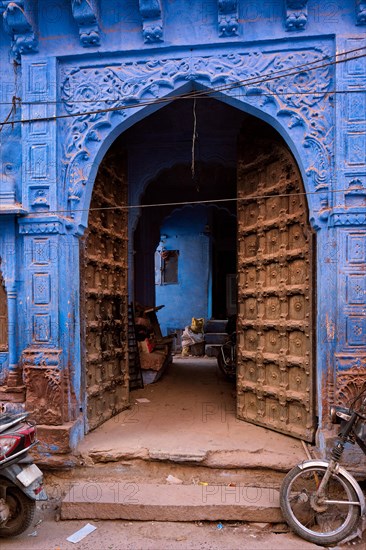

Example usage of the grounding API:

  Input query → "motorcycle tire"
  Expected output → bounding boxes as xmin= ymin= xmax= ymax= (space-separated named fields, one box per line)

xmin=280 ymin=463 xmax=360 ymax=546
xmin=0 ymin=484 xmax=36 ymax=537
xmin=217 ymin=344 xmax=236 ymax=381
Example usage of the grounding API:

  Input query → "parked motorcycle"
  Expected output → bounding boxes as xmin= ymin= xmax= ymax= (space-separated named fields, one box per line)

xmin=0 ymin=412 xmax=47 ymax=537
xmin=280 ymin=387 xmax=366 ymax=546
xmin=217 ymin=315 xmax=236 ymax=381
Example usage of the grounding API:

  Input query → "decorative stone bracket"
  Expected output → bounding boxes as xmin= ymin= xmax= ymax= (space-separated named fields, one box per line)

xmin=356 ymin=0 xmax=366 ymax=24
xmin=218 ymin=0 xmax=238 ymax=37
xmin=285 ymin=1 xmax=308 ymax=31
xmin=138 ymin=0 xmax=163 ymax=43
xmin=71 ymin=0 xmax=101 ymax=47
xmin=1 ymin=0 xmax=38 ymax=60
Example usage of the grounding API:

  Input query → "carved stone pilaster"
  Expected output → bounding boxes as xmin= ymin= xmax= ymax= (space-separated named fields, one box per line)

xmin=22 ymin=349 xmax=65 ymax=425
xmin=71 ymin=0 xmax=101 ymax=47
xmin=138 ymin=0 xmax=163 ymax=43
xmin=218 ymin=1 xmax=238 ymax=37
xmin=1 ymin=1 xmax=38 ymax=60
xmin=356 ymin=0 xmax=366 ymax=24
xmin=285 ymin=1 xmax=308 ymax=31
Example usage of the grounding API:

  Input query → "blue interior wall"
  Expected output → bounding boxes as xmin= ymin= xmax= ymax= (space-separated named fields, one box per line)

xmin=156 ymin=206 xmax=210 ymax=335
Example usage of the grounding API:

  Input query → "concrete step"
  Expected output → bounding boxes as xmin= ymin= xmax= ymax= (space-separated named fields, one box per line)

xmin=204 ymin=320 xmax=227 ymax=333
xmin=204 ymin=333 xmax=227 ymax=345
xmin=61 ymin=481 xmax=283 ymax=522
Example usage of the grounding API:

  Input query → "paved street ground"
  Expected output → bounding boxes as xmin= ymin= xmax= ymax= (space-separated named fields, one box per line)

xmin=0 ymin=513 xmax=330 ymax=550
xmin=1 ymin=503 xmax=365 ymax=550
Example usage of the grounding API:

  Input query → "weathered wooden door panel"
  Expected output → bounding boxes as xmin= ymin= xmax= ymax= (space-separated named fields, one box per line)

xmin=237 ymin=136 xmax=315 ymax=442
xmin=80 ymin=151 xmax=129 ymax=432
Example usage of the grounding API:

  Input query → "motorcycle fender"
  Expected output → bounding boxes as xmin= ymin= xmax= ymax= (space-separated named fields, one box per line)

xmin=0 ymin=464 xmax=47 ymax=501
xmin=297 ymin=459 xmax=366 ymax=516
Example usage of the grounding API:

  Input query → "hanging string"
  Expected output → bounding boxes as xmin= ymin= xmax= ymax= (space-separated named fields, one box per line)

xmin=191 ymin=97 xmax=197 ymax=181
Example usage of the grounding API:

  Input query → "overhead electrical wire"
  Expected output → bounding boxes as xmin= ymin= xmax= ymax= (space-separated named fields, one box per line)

xmin=0 ymin=46 xmax=364 ymax=129
xmin=37 ymin=186 xmax=361 ymax=216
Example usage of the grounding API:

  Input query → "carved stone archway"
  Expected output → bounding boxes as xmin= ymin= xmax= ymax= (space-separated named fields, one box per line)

xmin=58 ymin=42 xmax=334 ymax=231
xmin=56 ymin=43 xmax=335 ymax=438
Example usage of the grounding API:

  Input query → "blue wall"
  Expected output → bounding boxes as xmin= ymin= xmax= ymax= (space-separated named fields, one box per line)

xmin=156 ymin=206 xmax=210 ymax=335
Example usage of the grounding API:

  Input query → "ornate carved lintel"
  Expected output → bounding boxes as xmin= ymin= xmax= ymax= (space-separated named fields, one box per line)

xmin=2 ymin=0 xmax=38 ymax=60
xmin=22 ymin=348 xmax=64 ymax=425
xmin=139 ymin=0 xmax=163 ymax=43
xmin=356 ymin=0 xmax=366 ymax=24
xmin=285 ymin=1 xmax=308 ymax=31
xmin=71 ymin=0 xmax=101 ymax=47
xmin=218 ymin=1 xmax=238 ymax=37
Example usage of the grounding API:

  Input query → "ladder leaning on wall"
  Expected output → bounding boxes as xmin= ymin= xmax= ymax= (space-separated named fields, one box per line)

xmin=127 ymin=303 xmax=144 ymax=390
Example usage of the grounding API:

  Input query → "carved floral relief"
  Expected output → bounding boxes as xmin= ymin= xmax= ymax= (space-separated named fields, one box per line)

xmin=60 ymin=46 xmax=334 ymax=220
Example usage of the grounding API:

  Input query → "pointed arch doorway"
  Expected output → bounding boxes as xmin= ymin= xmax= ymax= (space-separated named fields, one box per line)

xmin=80 ymin=98 xmax=316 ymax=442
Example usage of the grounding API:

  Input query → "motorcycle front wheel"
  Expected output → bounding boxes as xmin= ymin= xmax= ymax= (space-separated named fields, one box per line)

xmin=280 ymin=464 xmax=360 ymax=546
xmin=0 ymin=484 xmax=36 ymax=537
xmin=217 ymin=342 xmax=236 ymax=381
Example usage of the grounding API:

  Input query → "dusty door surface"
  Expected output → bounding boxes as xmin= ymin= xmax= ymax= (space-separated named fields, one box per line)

xmin=237 ymin=134 xmax=315 ymax=441
xmin=80 ymin=151 xmax=129 ymax=432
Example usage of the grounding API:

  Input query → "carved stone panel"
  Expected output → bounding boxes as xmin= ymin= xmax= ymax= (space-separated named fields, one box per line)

xmin=23 ymin=349 xmax=64 ymax=425
xmin=237 ymin=131 xmax=315 ymax=441
xmin=80 ymin=150 xmax=129 ymax=432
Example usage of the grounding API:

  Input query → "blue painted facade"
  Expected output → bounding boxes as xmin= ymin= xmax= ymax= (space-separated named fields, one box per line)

xmin=0 ymin=1 xmax=365 ymax=458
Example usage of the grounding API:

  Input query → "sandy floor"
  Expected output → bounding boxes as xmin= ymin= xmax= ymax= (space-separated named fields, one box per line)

xmin=77 ymin=357 xmax=308 ymax=471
